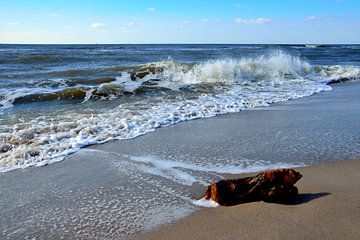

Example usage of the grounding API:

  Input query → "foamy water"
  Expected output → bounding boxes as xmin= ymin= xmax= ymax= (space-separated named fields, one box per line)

xmin=1 ymin=46 xmax=360 ymax=172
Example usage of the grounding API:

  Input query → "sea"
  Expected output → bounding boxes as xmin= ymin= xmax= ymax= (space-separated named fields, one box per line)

xmin=0 ymin=44 xmax=360 ymax=172
xmin=1 ymin=44 xmax=360 ymax=239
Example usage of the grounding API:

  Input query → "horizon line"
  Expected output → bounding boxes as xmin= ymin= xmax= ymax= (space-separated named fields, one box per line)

xmin=1 ymin=42 xmax=360 ymax=45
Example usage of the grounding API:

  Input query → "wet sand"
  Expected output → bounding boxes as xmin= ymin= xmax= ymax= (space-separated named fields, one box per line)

xmin=1 ymin=81 xmax=360 ymax=239
xmin=137 ymin=160 xmax=360 ymax=240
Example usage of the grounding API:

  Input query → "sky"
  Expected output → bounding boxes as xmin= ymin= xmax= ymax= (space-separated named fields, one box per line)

xmin=1 ymin=0 xmax=360 ymax=44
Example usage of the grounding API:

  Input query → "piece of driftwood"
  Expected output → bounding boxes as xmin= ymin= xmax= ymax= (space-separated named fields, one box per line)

xmin=204 ymin=168 xmax=302 ymax=206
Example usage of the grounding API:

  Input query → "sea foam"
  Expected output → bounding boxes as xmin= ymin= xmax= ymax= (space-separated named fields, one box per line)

xmin=0 ymin=51 xmax=359 ymax=172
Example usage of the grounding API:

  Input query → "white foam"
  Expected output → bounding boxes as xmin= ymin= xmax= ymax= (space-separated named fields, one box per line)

xmin=124 ymin=155 xmax=304 ymax=188
xmin=149 ymin=50 xmax=314 ymax=87
xmin=193 ymin=198 xmax=219 ymax=208
xmin=130 ymin=155 xmax=304 ymax=179
xmin=316 ymin=65 xmax=360 ymax=83
xmin=1 ymin=51 xmax=359 ymax=172
xmin=305 ymin=45 xmax=319 ymax=48
xmin=98 ymin=75 xmax=146 ymax=93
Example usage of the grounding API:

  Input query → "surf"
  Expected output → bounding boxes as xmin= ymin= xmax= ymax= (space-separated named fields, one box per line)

xmin=0 ymin=50 xmax=359 ymax=172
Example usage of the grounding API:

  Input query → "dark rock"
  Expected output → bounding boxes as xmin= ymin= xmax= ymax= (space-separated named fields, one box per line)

xmin=27 ymin=150 xmax=40 ymax=157
xmin=0 ymin=144 xmax=12 ymax=153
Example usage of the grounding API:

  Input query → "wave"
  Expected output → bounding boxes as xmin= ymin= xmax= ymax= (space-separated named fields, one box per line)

xmin=0 ymin=65 xmax=145 ymax=82
xmin=0 ymin=54 xmax=86 ymax=64
xmin=305 ymin=44 xmax=328 ymax=48
xmin=128 ymin=155 xmax=305 ymax=187
xmin=18 ymin=54 xmax=64 ymax=63
xmin=0 ymin=79 xmax=168 ymax=108
xmin=150 ymin=52 xmax=312 ymax=85
xmin=10 ymin=84 xmax=166 ymax=105
xmin=1 ymin=51 xmax=360 ymax=172
xmin=1 ymin=51 xmax=359 ymax=109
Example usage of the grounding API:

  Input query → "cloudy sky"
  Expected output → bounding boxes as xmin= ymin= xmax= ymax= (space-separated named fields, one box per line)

xmin=1 ymin=0 xmax=359 ymax=44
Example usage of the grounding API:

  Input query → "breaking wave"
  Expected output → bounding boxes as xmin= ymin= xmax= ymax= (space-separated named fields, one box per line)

xmin=1 ymin=51 xmax=359 ymax=109
xmin=1 ymin=51 xmax=359 ymax=172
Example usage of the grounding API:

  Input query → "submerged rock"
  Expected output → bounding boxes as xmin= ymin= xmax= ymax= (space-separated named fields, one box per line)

xmin=27 ymin=149 xmax=40 ymax=157
xmin=0 ymin=144 xmax=12 ymax=153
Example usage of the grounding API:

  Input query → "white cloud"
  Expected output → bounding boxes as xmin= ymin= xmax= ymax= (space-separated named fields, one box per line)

xmin=201 ymin=18 xmax=209 ymax=22
xmin=7 ymin=22 xmax=20 ymax=26
xmin=48 ymin=13 xmax=62 ymax=17
xmin=307 ymin=16 xmax=322 ymax=21
xmin=127 ymin=22 xmax=134 ymax=26
xmin=90 ymin=23 xmax=108 ymax=32
xmin=235 ymin=17 xmax=272 ymax=25
xmin=147 ymin=7 xmax=156 ymax=12
xmin=64 ymin=26 xmax=74 ymax=30
xmin=91 ymin=22 xmax=106 ymax=29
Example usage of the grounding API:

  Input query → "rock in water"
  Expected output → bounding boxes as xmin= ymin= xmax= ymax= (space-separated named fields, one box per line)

xmin=204 ymin=168 xmax=302 ymax=206
xmin=0 ymin=144 xmax=12 ymax=153
xmin=27 ymin=149 xmax=40 ymax=157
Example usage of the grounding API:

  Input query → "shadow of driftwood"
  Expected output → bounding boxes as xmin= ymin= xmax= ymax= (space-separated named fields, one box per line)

xmin=222 ymin=192 xmax=331 ymax=206
xmin=283 ymin=192 xmax=331 ymax=205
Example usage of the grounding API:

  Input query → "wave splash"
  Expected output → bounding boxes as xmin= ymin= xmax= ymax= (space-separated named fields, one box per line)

xmin=0 ymin=51 xmax=359 ymax=172
xmin=1 ymin=51 xmax=359 ymax=109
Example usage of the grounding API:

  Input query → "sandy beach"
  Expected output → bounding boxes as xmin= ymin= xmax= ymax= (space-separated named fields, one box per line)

xmin=137 ymin=160 xmax=360 ymax=240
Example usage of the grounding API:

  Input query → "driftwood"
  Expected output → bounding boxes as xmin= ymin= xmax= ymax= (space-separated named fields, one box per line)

xmin=204 ymin=168 xmax=302 ymax=206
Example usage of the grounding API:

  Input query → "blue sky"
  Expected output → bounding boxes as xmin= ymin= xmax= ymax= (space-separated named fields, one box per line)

xmin=1 ymin=0 xmax=359 ymax=44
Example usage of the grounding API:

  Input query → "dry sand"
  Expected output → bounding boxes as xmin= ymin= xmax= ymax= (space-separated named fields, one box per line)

xmin=137 ymin=160 xmax=360 ymax=240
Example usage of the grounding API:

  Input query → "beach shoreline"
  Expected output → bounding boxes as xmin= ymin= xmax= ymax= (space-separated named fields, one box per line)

xmin=1 ymin=81 xmax=360 ymax=239
xmin=137 ymin=159 xmax=360 ymax=240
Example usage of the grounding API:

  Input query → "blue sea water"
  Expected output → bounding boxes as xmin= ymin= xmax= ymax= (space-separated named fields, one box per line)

xmin=0 ymin=44 xmax=360 ymax=172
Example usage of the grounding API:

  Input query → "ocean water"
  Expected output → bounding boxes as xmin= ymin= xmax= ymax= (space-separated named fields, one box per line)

xmin=1 ymin=44 xmax=360 ymax=239
xmin=0 ymin=44 xmax=360 ymax=172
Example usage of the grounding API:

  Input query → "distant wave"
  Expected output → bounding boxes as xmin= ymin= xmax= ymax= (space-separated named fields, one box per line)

xmin=304 ymin=44 xmax=331 ymax=48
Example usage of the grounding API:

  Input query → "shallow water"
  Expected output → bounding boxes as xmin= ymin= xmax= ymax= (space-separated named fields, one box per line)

xmin=1 ymin=44 xmax=359 ymax=172
xmin=1 ymin=79 xmax=360 ymax=239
